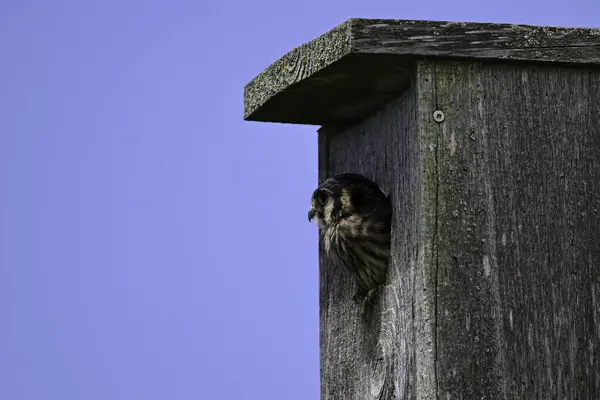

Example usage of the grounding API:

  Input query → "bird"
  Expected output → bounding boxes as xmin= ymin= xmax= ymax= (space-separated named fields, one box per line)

xmin=308 ymin=173 xmax=392 ymax=303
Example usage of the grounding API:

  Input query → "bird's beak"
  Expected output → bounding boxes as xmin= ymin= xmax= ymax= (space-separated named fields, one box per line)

xmin=308 ymin=208 xmax=316 ymax=222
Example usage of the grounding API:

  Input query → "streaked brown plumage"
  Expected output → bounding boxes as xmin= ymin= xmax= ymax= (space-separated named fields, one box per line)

xmin=308 ymin=173 xmax=392 ymax=302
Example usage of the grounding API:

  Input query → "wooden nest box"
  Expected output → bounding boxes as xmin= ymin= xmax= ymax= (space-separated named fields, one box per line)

xmin=244 ymin=19 xmax=600 ymax=399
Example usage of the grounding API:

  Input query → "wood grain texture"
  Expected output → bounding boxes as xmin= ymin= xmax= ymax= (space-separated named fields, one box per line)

xmin=318 ymin=59 xmax=600 ymax=399
xmin=319 ymin=88 xmax=426 ymax=399
xmin=244 ymin=18 xmax=600 ymax=126
xmin=426 ymin=59 xmax=600 ymax=399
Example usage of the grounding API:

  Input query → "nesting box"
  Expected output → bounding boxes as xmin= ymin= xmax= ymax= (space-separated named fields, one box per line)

xmin=244 ymin=19 xmax=600 ymax=399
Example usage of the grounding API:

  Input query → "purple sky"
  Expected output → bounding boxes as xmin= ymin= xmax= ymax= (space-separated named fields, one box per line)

xmin=1 ymin=1 xmax=598 ymax=399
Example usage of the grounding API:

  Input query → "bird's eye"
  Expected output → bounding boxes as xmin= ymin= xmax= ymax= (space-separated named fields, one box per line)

xmin=315 ymin=190 xmax=328 ymax=204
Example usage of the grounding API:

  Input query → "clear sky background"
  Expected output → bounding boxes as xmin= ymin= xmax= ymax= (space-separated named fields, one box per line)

xmin=1 ymin=1 xmax=598 ymax=399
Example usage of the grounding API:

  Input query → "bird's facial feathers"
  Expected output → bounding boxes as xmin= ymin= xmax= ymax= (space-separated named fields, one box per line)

xmin=307 ymin=173 xmax=393 ymax=296
xmin=308 ymin=188 xmax=334 ymax=228
xmin=309 ymin=175 xmax=383 ymax=229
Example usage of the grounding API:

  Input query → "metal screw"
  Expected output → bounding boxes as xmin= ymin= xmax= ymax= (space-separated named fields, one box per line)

xmin=433 ymin=110 xmax=445 ymax=123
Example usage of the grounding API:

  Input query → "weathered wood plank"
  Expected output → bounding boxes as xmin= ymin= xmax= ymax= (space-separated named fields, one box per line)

xmin=421 ymin=59 xmax=600 ymax=398
xmin=352 ymin=19 xmax=600 ymax=62
xmin=413 ymin=61 xmax=441 ymax=400
xmin=319 ymin=88 xmax=424 ymax=399
xmin=244 ymin=18 xmax=600 ymax=126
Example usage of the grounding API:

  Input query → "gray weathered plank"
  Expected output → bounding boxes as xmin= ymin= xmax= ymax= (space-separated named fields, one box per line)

xmin=319 ymin=88 xmax=425 ymax=399
xmin=426 ymin=59 xmax=600 ymax=399
xmin=244 ymin=18 xmax=600 ymax=126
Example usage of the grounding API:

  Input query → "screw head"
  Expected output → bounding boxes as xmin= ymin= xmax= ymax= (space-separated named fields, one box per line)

xmin=433 ymin=110 xmax=445 ymax=123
